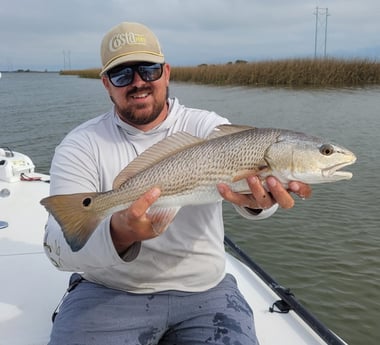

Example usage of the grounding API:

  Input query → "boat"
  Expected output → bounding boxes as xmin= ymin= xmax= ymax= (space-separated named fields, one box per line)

xmin=0 ymin=147 xmax=348 ymax=345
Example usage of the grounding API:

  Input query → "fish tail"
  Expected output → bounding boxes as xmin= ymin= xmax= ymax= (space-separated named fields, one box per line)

xmin=40 ymin=193 xmax=102 ymax=252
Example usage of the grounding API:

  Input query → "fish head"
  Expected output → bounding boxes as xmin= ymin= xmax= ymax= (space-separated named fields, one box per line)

xmin=264 ymin=131 xmax=357 ymax=184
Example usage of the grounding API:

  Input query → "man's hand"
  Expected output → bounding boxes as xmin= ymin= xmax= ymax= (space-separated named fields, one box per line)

xmin=110 ymin=187 xmax=161 ymax=254
xmin=217 ymin=176 xmax=312 ymax=210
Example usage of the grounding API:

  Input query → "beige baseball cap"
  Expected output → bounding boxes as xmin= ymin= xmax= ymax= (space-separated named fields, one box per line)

xmin=100 ymin=22 xmax=165 ymax=75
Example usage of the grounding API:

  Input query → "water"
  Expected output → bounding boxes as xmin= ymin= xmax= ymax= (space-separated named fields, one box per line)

xmin=1 ymin=73 xmax=379 ymax=345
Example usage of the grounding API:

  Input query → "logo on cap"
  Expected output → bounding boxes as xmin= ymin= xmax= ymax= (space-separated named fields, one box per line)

xmin=109 ymin=32 xmax=147 ymax=52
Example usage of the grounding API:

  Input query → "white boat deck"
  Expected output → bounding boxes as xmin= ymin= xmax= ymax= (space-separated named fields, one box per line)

xmin=0 ymin=172 xmax=70 ymax=345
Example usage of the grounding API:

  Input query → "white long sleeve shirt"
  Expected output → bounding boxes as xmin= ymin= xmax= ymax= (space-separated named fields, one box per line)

xmin=44 ymin=98 xmax=277 ymax=293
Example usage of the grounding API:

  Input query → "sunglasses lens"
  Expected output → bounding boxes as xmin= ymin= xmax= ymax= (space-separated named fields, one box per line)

xmin=138 ymin=64 xmax=163 ymax=82
xmin=108 ymin=66 xmax=133 ymax=87
xmin=108 ymin=63 xmax=163 ymax=87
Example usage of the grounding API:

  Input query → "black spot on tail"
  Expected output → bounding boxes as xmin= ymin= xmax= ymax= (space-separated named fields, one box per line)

xmin=82 ymin=197 xmax=92 ymax=207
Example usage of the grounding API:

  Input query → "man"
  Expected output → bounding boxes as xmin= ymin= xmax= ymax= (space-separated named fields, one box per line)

xmin=44 ymin=22 xmax=311 ymax=345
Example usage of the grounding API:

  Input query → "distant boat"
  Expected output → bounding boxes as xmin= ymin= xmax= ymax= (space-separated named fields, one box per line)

xmin=0 ymin=72 xmax=2 ymax=79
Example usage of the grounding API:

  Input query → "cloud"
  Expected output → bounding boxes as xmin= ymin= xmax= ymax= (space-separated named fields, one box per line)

xmin=0 ymin=0 xmax=379 ymax=71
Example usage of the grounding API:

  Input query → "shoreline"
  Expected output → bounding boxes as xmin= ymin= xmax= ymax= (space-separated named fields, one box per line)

xmin=60 ymin=58 xmax=380 ymax=88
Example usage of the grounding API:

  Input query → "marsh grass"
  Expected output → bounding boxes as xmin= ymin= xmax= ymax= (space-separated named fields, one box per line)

xmin=60 ymin=58 xmax=380 ymax=88
xmin=60 ymin=68 xmax=101 ymax=79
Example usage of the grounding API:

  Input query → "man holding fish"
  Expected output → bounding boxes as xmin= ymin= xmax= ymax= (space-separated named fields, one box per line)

xmin=42 ymin=21 xmax=338 ymax=345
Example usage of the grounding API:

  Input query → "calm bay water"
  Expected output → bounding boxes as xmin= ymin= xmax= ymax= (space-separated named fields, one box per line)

xmin=1 ymin=72 xmax=379 ymax=345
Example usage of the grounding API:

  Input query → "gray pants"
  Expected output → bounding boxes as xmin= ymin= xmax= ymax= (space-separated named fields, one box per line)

xmin=49 ymin=274 xmax=259 ymax=345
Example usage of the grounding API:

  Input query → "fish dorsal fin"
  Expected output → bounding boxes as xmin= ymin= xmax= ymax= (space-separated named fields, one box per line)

xmin=113 ymin=132 xmax=204 ymax=189
xmin=207 ymin=124 xmax=255 ymax=140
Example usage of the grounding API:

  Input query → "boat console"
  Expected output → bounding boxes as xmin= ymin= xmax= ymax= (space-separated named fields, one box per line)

xmin=0 ymin=147 xmax=36 ymax=183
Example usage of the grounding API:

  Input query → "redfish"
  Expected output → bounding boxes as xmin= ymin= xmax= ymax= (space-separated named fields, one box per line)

xmin=41 ymin=125 xmax=356 ymax=251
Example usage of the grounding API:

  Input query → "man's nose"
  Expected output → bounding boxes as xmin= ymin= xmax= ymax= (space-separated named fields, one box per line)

xmin=130 ymin=71 xmax=145 ymax=86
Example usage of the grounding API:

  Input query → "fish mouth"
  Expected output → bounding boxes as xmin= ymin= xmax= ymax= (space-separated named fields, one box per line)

xmin=322 ymin=159 xmax=356 ymax=179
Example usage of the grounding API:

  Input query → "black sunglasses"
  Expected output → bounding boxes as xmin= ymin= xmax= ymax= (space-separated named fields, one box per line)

xmin=106 ymin=63 xmax=164 ymax=87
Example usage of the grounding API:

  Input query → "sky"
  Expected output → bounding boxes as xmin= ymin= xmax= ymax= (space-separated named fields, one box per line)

xmin=1 ymin=0 xmax=379 ymax=71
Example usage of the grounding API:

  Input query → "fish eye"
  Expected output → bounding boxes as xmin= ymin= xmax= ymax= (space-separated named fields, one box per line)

xmin=320 ymin=144 xmax=334 ymax=156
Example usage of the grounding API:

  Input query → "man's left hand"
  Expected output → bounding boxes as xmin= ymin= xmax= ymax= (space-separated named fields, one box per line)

xmin=217 ymin=176 xmax=312 ymax=210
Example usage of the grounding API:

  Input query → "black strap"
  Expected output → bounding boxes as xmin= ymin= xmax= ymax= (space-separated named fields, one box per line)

xmin=52 ymin=274 xmax=83 ymax=322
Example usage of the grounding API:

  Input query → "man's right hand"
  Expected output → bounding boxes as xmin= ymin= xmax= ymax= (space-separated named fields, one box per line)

xmin=110 ymin=187 xmax=161 ymax=254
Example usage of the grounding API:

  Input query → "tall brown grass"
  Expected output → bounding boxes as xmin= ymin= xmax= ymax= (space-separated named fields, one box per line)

xmin=60 ymin=58 xmax=380 ymax=88
xmin=60 ymin=68 xmax=101 ymax=79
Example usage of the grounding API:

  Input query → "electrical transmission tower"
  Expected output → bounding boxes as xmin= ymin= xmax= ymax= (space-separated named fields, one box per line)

xmin=62 ymin=50 xmax=71 ymax=70
xmin=314 ymin=7 xmax=329 ymax=58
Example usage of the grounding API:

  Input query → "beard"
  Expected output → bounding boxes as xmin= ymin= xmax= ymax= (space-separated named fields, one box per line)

xmin=113 ymin=86 xmax=169 ymax=126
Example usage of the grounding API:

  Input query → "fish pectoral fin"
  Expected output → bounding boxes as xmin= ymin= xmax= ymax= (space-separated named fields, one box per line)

xmin=147 ymin=207 xmax=181 ymax=235
xmin=40 ymin=193 xmax=102 ymax=252
xmin=232 ymin=166 xmax=269 ymax=182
